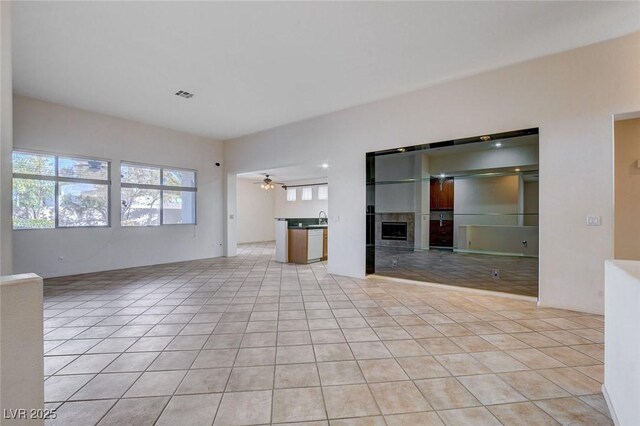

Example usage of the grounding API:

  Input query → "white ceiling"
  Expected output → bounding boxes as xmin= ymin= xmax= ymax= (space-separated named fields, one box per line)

xmin=238 ymin=163 xmax=328 ymax=184
xmin=12 ymin=1 xmax=640 ymax=140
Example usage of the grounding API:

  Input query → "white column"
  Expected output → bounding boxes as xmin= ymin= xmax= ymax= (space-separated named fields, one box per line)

xmin=0 ymin=273 xmax=44 ymax=425
xmin=0 ymin=1 xmax=13 ymax=276
xmin=517 ymin=174 xmax=525 ymax=226
xmin=419 ymin=154 xmax=430 ymax=250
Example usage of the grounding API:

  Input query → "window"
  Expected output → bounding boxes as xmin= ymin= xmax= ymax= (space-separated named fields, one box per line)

xmin=286 ymin=188 xmax=297 ymax=202
xmin=318 ymin=185 xmax=328 ymax=200
xmin=12 ymin=151 xmax=110 ymax=229
xmin=301 ymin=187 xmax=313 ymax=201
xmin=120 ymin=162 xmax=196 ymax=226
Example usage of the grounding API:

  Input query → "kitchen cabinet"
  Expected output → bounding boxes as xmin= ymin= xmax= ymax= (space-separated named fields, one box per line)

xmin=430 ymin=177 xmax=454 ymax=248
xmin=288 ymin=229 xmax=308 ymax=264
xmin=288 ymin=227 xmax=328 ymax=264
xmin=322 ymin=228 xmax=328 ymax=260
xmin=430 ymin=178 xmax=454 ymax=211
xmin=429 ymin=219 xmax=454 ymax=247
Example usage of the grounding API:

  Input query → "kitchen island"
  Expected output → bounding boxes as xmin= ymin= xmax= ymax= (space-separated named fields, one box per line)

xmin=275 ymin=218 xmax=328 ymax=264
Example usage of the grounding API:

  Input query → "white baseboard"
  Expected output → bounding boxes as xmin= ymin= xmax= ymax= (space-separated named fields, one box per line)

xmin=602 ymin=384 xmax=620 ymax=426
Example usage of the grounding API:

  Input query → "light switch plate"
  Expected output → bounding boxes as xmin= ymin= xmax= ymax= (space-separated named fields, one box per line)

xmin=586 ymin=215 xmax=601 ymax=226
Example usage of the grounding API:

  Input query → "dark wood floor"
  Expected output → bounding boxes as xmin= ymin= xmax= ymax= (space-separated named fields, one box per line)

xmin=375 ymin=248 xmax=538 ymax=297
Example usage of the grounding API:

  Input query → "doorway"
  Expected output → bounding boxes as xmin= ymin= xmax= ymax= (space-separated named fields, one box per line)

xmin=234 ymin=163 xmax=329 ymax=262
xmin=614 ymin=115 xmax=640 ymax=260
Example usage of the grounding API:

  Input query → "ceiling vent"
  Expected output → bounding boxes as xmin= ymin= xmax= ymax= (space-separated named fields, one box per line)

xmin=175 ymin=90 xmax=194 ymax=99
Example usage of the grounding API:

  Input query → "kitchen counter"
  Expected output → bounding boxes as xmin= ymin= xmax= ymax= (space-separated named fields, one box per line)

xmin=288 ymin=224 xmax=328 ymax=229
xmin=288 ymin=227 xmax=328 ymax=264
xmin=275 ymin=218 xmax=328 ymax=264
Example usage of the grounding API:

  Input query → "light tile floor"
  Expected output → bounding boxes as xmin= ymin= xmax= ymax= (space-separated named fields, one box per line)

xmin=42 ymin=242 xmax=609 ymax=425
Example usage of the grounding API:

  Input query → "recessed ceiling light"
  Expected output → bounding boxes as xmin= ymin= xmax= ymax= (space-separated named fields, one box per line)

xmin=397 ymin=148 xmax=406 ymax=152
xmin=175 ymin=90 xmax=194 ymax=99
xmin=515 ymin=168 xmax=521 ymax=172
xmin=321 ymin=163 xmax=329 ymax=169
xmin=480 ymin=135 xmax=491 ymax=141
xmin=439 ymin=173 xmax=445 ymax=178
xmin=494 ymin=142 xmax=502 ymax=147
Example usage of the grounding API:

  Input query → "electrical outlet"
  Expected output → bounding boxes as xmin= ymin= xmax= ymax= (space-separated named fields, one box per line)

xmin=492 ymin=268 xmax=500 ymax=279
xmin=586 ymin=215 xmax=601 ymax=226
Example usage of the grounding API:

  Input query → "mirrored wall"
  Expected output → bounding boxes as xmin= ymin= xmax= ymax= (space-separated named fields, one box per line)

xmin=366 ymin=129 xmax=539 ymax=297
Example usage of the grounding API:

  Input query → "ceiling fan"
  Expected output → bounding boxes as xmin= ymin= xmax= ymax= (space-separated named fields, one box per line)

xmin=254 ymin=174 xmax=285 ymax=190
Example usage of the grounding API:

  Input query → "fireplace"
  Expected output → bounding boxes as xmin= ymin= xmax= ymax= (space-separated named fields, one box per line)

xmin=375 ymin=213 xmax=414 ymax=248
xmin=381 ymin=222 xmax=408 ymax=240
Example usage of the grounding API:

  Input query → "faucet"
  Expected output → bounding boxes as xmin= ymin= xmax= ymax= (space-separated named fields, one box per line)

xmin=318 ymin=211 xmax=328 ymax=225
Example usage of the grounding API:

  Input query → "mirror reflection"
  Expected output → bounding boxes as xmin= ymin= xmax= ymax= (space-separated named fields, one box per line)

xmin=366 ymin=129 xmax=539 ymax=297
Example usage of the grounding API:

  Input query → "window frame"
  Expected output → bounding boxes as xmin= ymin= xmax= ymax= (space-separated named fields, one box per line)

xmin=286 ymin=187 xmax=297 ymax=202
xmin=318 ymin=185 xmax=328 ymax=200
xmin=12 ymin=149 xmax=112 ymax=230
xmin=120 ymin=160 xmax=197 ymax=227
xmin=301 ymin=186 xmax=313 ymax=201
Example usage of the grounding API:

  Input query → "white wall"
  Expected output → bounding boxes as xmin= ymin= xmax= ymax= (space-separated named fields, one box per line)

xmin=429 ymin=144 xmax=538 ymax=175
xmin=236 ymin=177 xmax=275 ymax=243
xmin=274 ymin=179 xmax=328 ymax=218
xmin=0 ymin=2 xmax=13 ymax=276
xmin=454 ymin=175 xmax=520 ymax=217
xmin=375 ymin=184 xmax=414 ymax=213
xmin=374 ymin=154 xmax=416 ymax=213
xmin=224 ymin=32 xmax=640 ymax=314
xmin=12 ymin=96 xmax=224 ymax=278
xmin=453 ymin=175 xmax=520 ymax=246
xmin=614 ymin=118 xmax=640 ymax=260
xmin=458 ymin=225 xmax=539 ymax=257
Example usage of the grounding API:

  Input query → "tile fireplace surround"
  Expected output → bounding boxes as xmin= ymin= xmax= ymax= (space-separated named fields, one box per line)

xmin=375 ymin=213 xmax=415 ymax=249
